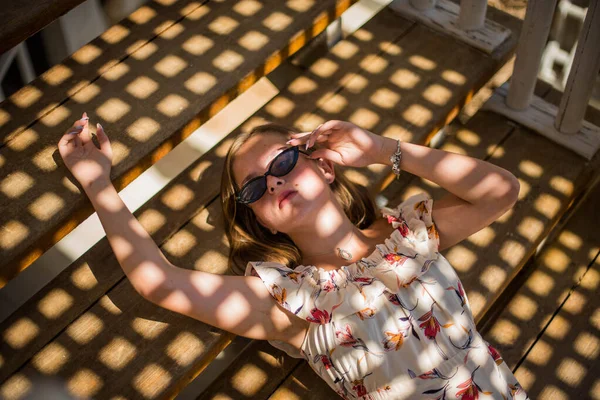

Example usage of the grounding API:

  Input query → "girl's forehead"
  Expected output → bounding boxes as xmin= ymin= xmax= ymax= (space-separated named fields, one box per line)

xmin=232 ymin=133 xmax=289 ymax=184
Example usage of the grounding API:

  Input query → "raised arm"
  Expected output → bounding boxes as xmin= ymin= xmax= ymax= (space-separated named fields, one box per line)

xmin=287 ymin=120 xmax=520 ymax=252
xmin=57 ymin=116 xmax=306 ymax=344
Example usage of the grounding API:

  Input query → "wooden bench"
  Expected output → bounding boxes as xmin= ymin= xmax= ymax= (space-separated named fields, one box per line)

xmin=1 ymin=0 xmax=598 ymax=398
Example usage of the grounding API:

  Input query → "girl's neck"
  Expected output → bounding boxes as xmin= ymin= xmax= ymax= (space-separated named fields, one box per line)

xmin=299 ymin=217 xmax=392 ymax=271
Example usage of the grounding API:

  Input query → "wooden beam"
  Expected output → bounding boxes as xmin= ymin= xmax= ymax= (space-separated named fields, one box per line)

xmin=0 ymin=0 xmax=87 ymax=55
xmin=483 ymin=82 xmax=600 ymax=161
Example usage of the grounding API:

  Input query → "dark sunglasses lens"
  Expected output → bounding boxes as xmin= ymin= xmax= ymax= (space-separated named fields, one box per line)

xmin=271 ymin=147 xmax=297 ymax=176
xmin=239 ymin=178 xmax=267 ymax=204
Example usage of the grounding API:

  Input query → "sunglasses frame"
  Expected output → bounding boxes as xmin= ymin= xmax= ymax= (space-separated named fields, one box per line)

xmin=236 ymin=145 xmax=312 ymax=205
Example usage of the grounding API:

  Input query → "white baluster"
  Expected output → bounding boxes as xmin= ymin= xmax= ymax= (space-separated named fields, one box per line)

xmin=555 ymin=0 xmax=600 ymax=134
xmin=506 ymin=0 xmax=559 ymax=110
xmin=458 ymin=0 xmax=487 ymax=30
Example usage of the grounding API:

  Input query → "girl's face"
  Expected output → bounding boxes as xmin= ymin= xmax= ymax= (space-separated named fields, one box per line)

xmin=232 ymin=132 xmax=336 ymax=234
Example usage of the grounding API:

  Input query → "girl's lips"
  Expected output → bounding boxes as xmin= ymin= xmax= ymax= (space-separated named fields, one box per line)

xmin=279 ymin=191 xmax=297 ymax=208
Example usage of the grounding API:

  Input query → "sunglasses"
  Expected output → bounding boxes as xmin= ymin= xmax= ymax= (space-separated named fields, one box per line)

xmin=236 ymin=145 xmax=311 ymax=204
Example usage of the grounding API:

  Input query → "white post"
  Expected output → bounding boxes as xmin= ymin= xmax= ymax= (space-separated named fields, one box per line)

xmin=458 ymin=0 xmax=487 ymax=30
xmin=16 ymin=43 xmax=36 ymax=84
xmin=555 ymin=0 xmax=600 ymax=135
xmin=410 ymin=0 xmax=437 ymax=11
xmin=506 ymin=0 xmax=559 ymax=110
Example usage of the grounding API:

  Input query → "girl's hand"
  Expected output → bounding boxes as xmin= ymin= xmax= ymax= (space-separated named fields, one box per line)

xmin=58 ymin=113 xmax=113 ymax=191
xmin=286 ymin=120 xmax=384 ymax=168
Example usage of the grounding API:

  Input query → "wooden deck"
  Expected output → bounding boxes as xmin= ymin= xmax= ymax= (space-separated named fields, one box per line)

xmin=1 ymin=1 xmax=599 ymax=398
xmin=0 ymin=3 xmax=525 ymax=398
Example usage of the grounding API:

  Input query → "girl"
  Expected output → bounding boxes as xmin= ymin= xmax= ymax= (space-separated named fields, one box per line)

xmin=58 ymin=114 xmax=528 ymax=399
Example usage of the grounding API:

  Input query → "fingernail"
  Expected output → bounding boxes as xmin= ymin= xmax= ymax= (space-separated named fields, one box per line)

xmin=97 ymin=123 xmax=103 ymax=130
xmin=286 ymin=139 xmax=293 ymax=144
xmin=80 ymin=116 xmax=89 ymax=122
xmin=82 ymin=111 xmax=88 ymax=119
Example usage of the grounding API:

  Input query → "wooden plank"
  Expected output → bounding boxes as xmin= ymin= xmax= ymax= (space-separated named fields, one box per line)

xmin=0 ymin=0 xmax=208 ymax=144
xmin=513 ymin=244 xmax=600 ymax=398
xmin=480 ymin=174 xmax=600 ymax=371
xmin=0 ymin=0 xmax=86 ymax=55
xmin=197 ymin=340 xmax=304 ymax=399
xmin=0 ymin=9 xmax=416 ymax=397
xmin=0 ymin=0 xmax=358 ymax=286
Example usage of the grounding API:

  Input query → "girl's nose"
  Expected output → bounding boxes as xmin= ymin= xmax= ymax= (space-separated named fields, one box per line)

xmin=266 ymin=175 xmax=284 ymax=192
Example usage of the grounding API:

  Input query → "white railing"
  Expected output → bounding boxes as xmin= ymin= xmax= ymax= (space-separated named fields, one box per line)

xmin=390 ymin=0 xmax=600 ymax=161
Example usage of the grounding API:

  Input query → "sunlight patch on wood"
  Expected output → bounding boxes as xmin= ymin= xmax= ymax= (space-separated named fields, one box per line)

xmin=167 ymin=331 xmax=203 ymax=366
xmin=263 ymin=12 xmax=293 ymax=32
xmin=43 ymin=64 xmax=73 ymax=86
xmin=66 ymin=312 xmax=104 ymax=345
xmin=32 ymin=342 xmax=69 ymax=374
xmin=28 ymin=192 xmax=65 ymax=222
xmin=67 ymin=369 xmax=103 ymax=398
xmin=0 ymin=220 xmax=29 ymax=250
xmin=6 ymin=128 xmax=38 ymax=151
xmin=99 ymin=337 xmax=138 ymax=370
xmin=234 ymin=0 xmax=263 ymax=16
xmin=131 ymin=317 xmax=169 ymax=339
xmin=134 ymin=363 xmax=171 ymax=398
xmin=37 ymin=288 xmax=73 ymax=319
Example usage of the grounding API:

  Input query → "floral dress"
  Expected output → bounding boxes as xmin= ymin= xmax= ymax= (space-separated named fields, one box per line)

xmin=244 ymin=192 xmax=529 ymax=400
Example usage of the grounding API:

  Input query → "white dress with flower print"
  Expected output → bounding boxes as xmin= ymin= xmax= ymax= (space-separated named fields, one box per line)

xmin=245 ymin=192 xmax=529 ymax=400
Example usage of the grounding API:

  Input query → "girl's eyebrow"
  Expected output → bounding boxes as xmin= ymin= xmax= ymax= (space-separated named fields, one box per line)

xmin=241 ymin=145 xmax=289 ymax=186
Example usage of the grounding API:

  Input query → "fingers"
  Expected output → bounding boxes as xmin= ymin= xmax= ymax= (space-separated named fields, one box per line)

xmin=95 ymin=123 xmax=113 ymax=160
xmin=287 ymin=121 xmax=339 ymax=149
xmin=69 ymin=112 xmax=89 ymax=131
xmin=79 ymin=115 xmax=92 ymax=147
xmin=58 ymin=129 xmax=82 ymax=152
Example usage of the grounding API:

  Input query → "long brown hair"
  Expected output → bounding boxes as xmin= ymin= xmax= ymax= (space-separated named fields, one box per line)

xmin=221 ymin=122 xmax=377 ymax=275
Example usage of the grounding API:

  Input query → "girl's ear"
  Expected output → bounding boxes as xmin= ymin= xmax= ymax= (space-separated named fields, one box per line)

xmin=315 ymin=157 xmax=335 ymax=184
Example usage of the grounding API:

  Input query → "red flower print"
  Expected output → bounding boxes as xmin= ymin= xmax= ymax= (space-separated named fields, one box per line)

xmin=455 ymin=366 xmax=493 ymax=399
xmin=315 ymin=354 xmax=334 ymax=370
xmin=386 ymin=214 xmax=399 ymax=224
xmin=307 ymin=307 xmax=331 ymax=324
xmin=322 ymin=278 xmax=336 ymax=292
xmin=487 ymin=344 xmax=503 ymax=365
xmin=417 ymin=307 xmax=442 ymax=340
xmin=350 ymin=372 xmax=374 ymax=399
xmin=336 ymin=324 xmax=359 ymax=347
xmin=306 ymin=301 xmax=343 ymax=324
xmin=384 ymin=253 xmax=407 ymax=265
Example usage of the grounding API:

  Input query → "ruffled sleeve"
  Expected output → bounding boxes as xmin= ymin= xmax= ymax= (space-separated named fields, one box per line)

xmin=368 ymin=192 xmax=440 ymax=290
